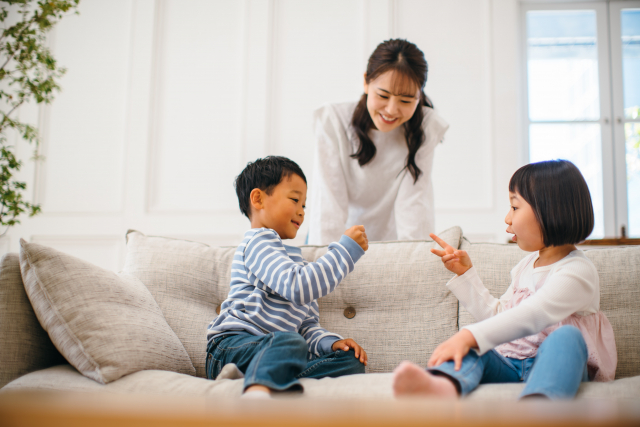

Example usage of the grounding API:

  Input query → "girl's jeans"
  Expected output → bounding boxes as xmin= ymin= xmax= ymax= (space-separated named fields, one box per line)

xmin=429 ymin=325 xmax=589 ymax=399
xmin=206 ymin=331 xmax=365 ymax=392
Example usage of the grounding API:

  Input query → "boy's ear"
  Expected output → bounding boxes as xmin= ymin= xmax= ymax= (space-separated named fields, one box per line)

xmin=249 ymin=188 xmax=265 ymax=212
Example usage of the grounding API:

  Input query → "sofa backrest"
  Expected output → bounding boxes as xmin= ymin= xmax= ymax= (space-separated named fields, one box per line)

xmin=0 ymin=253 xmax=66 ymax=388
xmin=122 ymin=227 xmax=462 ymax=377
xmin=123 ymin=232 xmax=229 ymax=378
xmin=458 ymin=239 xmax=640 ymax=380
xmin=300 ymin=226 xmax=462 ymax=373
xmin=583 ymin=246 xmax=640 ymax=379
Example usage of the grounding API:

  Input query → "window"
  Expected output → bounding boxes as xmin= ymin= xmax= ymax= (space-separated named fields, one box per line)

xmin=523 ymin=1 xmax=640 ymax=238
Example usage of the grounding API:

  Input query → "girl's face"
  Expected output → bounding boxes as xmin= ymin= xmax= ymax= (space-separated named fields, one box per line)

xmin=505 ymin=191 xmax=545 ymax=252
xmin=364 ymin=71 xmax=421 ymax=133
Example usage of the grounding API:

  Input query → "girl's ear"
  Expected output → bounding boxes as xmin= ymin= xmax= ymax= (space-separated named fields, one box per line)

xmin=363 ymin=72 xmax=369 ymax=94
xmin=249 ymin=188 xmax=265 ymax=212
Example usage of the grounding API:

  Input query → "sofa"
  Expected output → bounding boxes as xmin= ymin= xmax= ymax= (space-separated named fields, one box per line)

xmin=1 ymin=226 xmax=639 ymax=400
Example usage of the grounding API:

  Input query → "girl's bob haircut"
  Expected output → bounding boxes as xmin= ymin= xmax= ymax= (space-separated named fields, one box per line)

xmin=509 ymin=160 xmax=594 ymax=246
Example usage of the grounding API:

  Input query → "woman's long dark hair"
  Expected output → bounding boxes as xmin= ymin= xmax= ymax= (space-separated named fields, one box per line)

xmin=351 ymin=39 xmax=432 ymax=183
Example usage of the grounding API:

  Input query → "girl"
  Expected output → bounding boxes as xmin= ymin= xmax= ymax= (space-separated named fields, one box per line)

xmin=307 ymin=39 xmax=449 ymax=245
xmin=393 ymin=160 xmax=617 ymax=399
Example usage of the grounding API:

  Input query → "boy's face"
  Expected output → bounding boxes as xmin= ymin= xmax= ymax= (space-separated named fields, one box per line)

xmin=251 ymin=174 xmax=307 ymax=240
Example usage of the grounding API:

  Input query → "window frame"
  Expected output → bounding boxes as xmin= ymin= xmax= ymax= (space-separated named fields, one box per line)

xmin=520 ymin=1 xmax=617 ymax=237
xmin=609 ymin=1 xmax=640 ymax=237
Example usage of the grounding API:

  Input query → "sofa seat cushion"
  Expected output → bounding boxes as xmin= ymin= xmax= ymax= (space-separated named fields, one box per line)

xmin=467 ymin=376 xmax=640 ymax=400
xmin=122 ymin=227 xmax=462 ymax=377
xmin=19 ymin=240 xmax=195 ymax=384
xmin=1 ymin=365 xmax=104 ymax=393
xmin=1 ymin=364 xmax=393 ymax=399
xmin=458 ymin=239 xmax=640 ymax=380
xmin=4 ymin=365 xmax=639 ymax=400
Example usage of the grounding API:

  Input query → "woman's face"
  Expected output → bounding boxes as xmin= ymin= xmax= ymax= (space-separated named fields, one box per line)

xmin=364 ymin=70 xmax=421 ymax=133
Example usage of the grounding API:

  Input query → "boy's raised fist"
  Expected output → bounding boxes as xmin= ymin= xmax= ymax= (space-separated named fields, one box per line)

xmin=345 ymin=225 xmax=368 ymax=251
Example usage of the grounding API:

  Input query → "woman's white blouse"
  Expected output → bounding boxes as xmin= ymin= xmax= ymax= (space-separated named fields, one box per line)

xmin=307 ymin=101 xmax=449 ymax=245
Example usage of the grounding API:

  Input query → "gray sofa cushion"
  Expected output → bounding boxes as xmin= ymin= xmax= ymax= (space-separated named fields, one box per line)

xmin=465 ymin=376 xmax=640 ymax=400
xmin=0 ymin=364 xmax=393 ymax=399
xmin=19 ymin=239 xmax=195 ymax=384
xmin=5 ymin=364 xmax=638 ymax=400
xmin=457 ymin=239 xmax=527 ymax=329
xmin=122 ymin=231 xmax=230 ymax=378
xmin=0 ymin=254 xmax=65 ymax=388
xmin=584 ymin=247 xmax=640 ymax=380
xmin=300 ymin=226 xmax=462 ymax=373
xmin=122 ymin=227 xmax=462 ymax=377
xmin=458 ymin=239 xmax=640 ymax=379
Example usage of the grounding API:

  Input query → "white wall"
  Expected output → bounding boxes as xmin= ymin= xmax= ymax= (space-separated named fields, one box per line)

xmin=3 ymin=0 xmax=523 ymax=271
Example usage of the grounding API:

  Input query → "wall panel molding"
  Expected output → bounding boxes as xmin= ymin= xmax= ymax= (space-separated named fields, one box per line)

xmin=362 ymin=0 xmax=393 ymax=60
xmin=146 ymin=0 xmax=244 ymax=215
xmin=144 ymin=0 xmax=165 ymax=215
xmin=240 ymin=0 xmax=274 ymax=164
xmin=35 ymin=0 xmax=132 ymax=215
xmin=1 ymin=0 xmax=526 ymax=264
xmin=395 ymin=0 xmax=494 ymax=211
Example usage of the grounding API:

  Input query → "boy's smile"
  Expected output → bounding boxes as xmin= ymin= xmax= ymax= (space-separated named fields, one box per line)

xmin=250 ymin=174 xmax=307 ymax=240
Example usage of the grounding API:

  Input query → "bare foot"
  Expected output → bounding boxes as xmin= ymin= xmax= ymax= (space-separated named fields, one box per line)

xmin=393 ymin=361 xmax=458 ymax=398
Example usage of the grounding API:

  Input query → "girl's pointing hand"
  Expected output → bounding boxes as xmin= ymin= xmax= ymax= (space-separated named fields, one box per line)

xmin=429 ymin=233 xmax=473 ymax=276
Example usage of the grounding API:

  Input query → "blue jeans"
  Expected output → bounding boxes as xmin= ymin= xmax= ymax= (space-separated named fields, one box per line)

xmin=429 ymin=325 xmax=589 ymax=399
xmin=206 ymin=331 xmax=365 ymax=391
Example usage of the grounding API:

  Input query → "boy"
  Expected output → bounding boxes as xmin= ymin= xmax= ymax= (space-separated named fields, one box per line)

xmin=206 ymin=156 xmax=369 ymax=398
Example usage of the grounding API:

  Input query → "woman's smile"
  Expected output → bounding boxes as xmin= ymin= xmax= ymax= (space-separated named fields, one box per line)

xmin=380 ymin=113 xmax=399 ymax=124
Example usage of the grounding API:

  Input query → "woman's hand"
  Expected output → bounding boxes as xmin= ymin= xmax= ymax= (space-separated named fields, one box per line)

xmin=427 ymin=329 xmax=478 ymax=371
xmin=430 ymin=233 xmax=473 ymax=276
xmin=332 ymin=338 xmax=368 ymax=365
xmin=345 ymin=225 xmax=368 ymax=251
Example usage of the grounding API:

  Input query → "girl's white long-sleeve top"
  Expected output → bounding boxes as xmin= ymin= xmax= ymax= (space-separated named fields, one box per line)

xmin=449 ymin=251 xmax=600 ymax=355
xmin=307 ymin=101 xmax=449 ymax=245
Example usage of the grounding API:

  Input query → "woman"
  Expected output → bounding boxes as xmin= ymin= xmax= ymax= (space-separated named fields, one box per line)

xmin=307 ymin=39 xmax=449 ymax=244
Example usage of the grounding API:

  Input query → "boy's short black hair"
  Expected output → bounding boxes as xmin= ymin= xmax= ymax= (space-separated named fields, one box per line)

xmin=235 ymin=156 xmax=307 ymax=219
xmin=509 ymin=159 xmax=594 ymax=246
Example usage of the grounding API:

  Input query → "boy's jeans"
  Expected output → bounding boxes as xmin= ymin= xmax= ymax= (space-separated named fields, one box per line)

xmin=429 ymin=325 xmax=589 ymax=399
xmin=206 ymin=331 xmax=365 ymax=391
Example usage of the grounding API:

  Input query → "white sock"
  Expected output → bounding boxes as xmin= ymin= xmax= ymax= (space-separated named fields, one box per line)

xmin=241 ymin=390 xmax=271 ymax=399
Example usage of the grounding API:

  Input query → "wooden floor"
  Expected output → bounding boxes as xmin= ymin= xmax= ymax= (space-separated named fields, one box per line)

xmin=0 ymin=390 xmax=639 ymax=427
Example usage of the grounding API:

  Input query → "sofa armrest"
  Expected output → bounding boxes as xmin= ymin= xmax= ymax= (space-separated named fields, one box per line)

xmin=0 ymin=253 xmax=66 ymax=389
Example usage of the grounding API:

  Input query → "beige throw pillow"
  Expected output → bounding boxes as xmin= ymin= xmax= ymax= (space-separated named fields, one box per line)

xmin=19 ymin=239 xmax=195 ymax=384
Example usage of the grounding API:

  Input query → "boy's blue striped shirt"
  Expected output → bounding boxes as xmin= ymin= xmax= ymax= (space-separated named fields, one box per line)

xmin=207 ymin=228 xmax=364 ymax=357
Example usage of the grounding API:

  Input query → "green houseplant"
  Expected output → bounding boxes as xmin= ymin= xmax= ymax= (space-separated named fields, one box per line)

xmin=0 ymin=0 xmax=79 ymax=235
